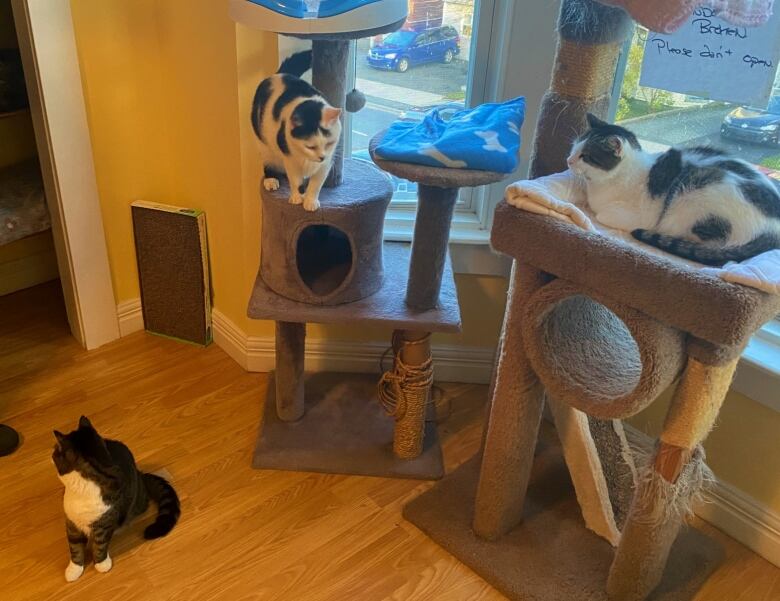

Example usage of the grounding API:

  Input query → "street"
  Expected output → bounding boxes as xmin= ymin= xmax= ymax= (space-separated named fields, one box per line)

xmin=623 ymin=104 xmax=778 ymax=165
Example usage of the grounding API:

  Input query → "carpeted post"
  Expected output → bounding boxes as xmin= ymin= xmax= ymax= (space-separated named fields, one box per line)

xmin=608 ymin=357 xmax=737 ymax=600
xmin=473 ymin=263 xmax=546 ymax=540
xmin=274 ymin=321 xmax=306 ymax=422
xmin=406 ymin=185 xmax=459 ymax=310
xmin=311 ymin=39 xmax=349 ymax=188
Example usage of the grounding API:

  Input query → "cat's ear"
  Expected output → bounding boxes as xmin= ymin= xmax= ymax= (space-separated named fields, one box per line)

xmin=78 ymin=415 xmax=93 ymax=430
xmin=53 ymin=430 xmax=65 ymax=444
xmin=606 ymin=135 xmax=623 ymax=156
xmin=586 ymin=113 xmax=607 ymax=129
xmin=323 ymin=107 xmax=342 ymax=127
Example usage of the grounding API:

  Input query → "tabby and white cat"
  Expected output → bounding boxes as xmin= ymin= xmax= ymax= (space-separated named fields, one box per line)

xmin=251 ymin=50 xmax=342 ymax=212
xmin=567 ymin=113 xmax=780 ymax=265
xmin=52 ymin=417 xmax=180 ymax=582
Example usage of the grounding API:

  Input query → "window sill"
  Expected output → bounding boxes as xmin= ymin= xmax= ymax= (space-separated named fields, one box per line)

xmin=733 ymin=321 xmax=780 ymax=412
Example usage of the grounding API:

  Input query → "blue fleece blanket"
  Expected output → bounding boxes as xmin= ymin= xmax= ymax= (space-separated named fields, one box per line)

xmin=375 ymin=96 xmax=525 ymax=173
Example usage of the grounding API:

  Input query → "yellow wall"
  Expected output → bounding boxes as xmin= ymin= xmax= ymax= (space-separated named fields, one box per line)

xmin=69 ymin=1 xmax=777 ymax=515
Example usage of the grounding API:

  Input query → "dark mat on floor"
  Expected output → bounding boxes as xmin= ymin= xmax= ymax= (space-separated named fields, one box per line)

xmin=403 ymin=441 xmax=724 ymax=600
xmin=253 ymin=372 xmax=444 ymax=480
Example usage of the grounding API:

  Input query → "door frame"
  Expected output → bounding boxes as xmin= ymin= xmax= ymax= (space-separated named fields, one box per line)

xmin=11 ymin=0 xmax=119 ymax=349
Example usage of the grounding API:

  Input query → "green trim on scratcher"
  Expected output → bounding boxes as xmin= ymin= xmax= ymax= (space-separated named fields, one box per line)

xmin=145 ymin=328 xmax=213 ymax=347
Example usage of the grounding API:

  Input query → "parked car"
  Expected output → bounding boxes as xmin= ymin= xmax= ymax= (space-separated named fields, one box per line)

xmin=352 ymin=148 xmax=418 ymax=201
xmin=399 ymin=101 xmax=465 ymax=123
xmin=720 ymin=96 xmax=780 ymax=147
xmin=366 ymin=26 xmax=460 ymax=73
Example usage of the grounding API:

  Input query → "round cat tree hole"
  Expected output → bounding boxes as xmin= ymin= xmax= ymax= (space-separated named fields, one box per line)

xmin=540 ymin=295 xmax=642 ymax=406
xmin=296 ymin=224 xmax=353 ymax=297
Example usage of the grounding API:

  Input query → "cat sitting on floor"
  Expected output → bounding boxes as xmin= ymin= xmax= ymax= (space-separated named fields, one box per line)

xmin=251 ymin=50 xmax=342 ymax=212
xmin=567 ymin=113 xmax=780 ymax=266
xmin=52 ymin=416 xmax=180 ymax=582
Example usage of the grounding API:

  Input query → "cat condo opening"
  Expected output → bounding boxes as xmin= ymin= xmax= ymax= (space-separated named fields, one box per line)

xmin=259 ymin=159 xmax=391 ymax=305
xmin=295 ymin=225 xmax=352 ymax=296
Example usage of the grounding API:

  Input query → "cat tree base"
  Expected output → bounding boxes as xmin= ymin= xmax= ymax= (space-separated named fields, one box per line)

xmin=253 ymin=371 xmax=444 ymax=479
xmin=403 ymin=428 xmax=724 ymax=601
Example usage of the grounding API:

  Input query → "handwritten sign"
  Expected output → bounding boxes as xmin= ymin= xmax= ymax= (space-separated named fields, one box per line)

xmin=640 ymin=7 xmax=780 ymax=108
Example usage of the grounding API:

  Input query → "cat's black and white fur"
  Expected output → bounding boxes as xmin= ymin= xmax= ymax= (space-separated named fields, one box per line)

xmin=52 ymin=416 xmax=180 ymax=582
xmin=251 ymin=50 xmax=342 ymax=212
xmin=567 ymin=113 xmax=780 ymax=265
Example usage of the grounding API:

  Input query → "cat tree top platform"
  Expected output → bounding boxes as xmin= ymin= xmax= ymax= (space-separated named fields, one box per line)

xmin=369 ymin=132 xmax=507 ymax=188
xmin=229 ymin=0 xmax=406 ymax=38
xmin=248 ymin=241 xmax=461 ymax=333
xmin=491 ymin=202 xmax=780 ymax=359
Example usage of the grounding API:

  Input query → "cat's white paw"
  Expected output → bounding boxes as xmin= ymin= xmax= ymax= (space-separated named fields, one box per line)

xmin=65 ymin=561 xmax=84 ymax=582
xmin=303 ymin=196 xmax=320 ymax=212
xmin=289 ymin=192 xmax=304 ymax=205
xmin=263 ymin=178 xmax=280 ymax=192
xmin=94 ymin=555 xmax=112 ymax=573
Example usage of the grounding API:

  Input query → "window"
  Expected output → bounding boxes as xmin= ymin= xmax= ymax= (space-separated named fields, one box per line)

xmin=611 ymin=25 xmax=780 ymax=179
xmin=279 ymin=2 xmax=562 ymax=255
xmin=345 ymin=0 xmax=529 ymax=243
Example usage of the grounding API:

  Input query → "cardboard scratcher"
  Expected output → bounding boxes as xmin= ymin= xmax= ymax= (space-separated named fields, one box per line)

xmin=404 ymin=427 xmax=725 ymax=601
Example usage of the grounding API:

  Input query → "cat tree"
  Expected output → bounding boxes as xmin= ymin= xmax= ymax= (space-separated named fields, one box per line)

xmin=403 ymin=1 xmax=780 ymax=600
xmin=233 ymin=0 xmax=508 ymax=479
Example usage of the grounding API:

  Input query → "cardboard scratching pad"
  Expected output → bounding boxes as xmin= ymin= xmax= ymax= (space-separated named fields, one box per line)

xmin=253 ymin=372 xmax=444 ymax=480
xmin=132 ymin=201 xmax=211 ymax=345
xmin=403 ymin=434 xmax=724 ymax=601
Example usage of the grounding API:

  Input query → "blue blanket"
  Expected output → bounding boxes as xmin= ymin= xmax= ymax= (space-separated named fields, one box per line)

xmin=375 ymin=96 xmax=525 ymax=173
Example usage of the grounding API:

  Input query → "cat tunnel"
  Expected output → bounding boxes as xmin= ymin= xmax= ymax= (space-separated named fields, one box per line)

xmin=403 ymin=1 xmax=780 ymax=600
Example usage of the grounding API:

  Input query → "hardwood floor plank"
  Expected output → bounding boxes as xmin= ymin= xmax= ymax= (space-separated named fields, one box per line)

xmin=0 ymin=283 xmax=777 ymax=600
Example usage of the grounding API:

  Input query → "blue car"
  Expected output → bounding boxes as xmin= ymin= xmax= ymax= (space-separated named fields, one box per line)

xmin=367 ymin=26 xmax=460 ymax=73
xmin=721 ymin=96 xmax=780 ymax=147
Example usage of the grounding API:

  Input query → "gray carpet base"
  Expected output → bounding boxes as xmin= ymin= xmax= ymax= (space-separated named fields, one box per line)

xmin=403 ymin=440 xmax=724 ymax=600
xmin=253 ymin=372 xmax=444 ymax=480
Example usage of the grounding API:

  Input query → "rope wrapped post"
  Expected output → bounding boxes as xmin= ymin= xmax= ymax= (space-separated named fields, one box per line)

xmin=379 ymin=331 xmax=433 ymax=459
xmin=530 ymin=0 xmax=632 ymax=178
xmin=607 ymin=356 xmax=739 ymax=601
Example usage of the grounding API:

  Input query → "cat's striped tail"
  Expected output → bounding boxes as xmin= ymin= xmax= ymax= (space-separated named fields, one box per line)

xmin=142 ymin=473 xmax=180 ymax=539
xmin=277 ymin=50 xmax=312 ymax=77
xmin=631 ymin=229 xmax=780 ymax=266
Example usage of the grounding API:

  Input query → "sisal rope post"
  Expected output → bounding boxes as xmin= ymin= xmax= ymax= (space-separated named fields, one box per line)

xmin=379 ymin=330 xmax=433 ymax=459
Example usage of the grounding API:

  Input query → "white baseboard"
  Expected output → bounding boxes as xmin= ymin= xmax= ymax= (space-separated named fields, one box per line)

xmin=211 ymin=308 xmax=495 ymax=384
xmin=624 ymin=424 xmax=780 ymax=568
xmin=116 ymin=299 xmax=143 ymax=337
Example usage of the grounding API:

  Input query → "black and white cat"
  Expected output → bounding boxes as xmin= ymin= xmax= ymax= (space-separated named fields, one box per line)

xmin=52 ymin=417 xmax=180 ymax=582
xmin=567 ymin=113 xmax=780 ymax=265
xmin=251 ymin=50 xmax=342 ymax=212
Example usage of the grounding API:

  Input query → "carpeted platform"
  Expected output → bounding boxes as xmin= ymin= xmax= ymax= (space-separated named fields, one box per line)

xmin=253 ymin=372 xmax=444 ymax=480
xmin=403 ymin=437 xmax=724 ymax=600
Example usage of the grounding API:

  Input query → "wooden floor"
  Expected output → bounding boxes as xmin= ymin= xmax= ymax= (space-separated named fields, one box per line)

xmin=0 ymin=283 xmax=777 ymax=600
